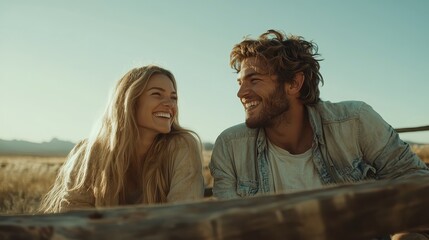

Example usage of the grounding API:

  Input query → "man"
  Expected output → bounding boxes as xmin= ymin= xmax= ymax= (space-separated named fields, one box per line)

xmin=209 ymin=30 xmax=429 ymax=239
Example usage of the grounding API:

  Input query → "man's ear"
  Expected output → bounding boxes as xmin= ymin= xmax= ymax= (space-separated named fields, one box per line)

xmin=285 ymin=72 xmax=305 ymax=95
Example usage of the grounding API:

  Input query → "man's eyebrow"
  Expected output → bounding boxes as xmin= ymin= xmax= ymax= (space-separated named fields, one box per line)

xmin=147 ymin=87 xmax=177 ymax=94
xmin=237 ymin=72 xmax=260 ymax=81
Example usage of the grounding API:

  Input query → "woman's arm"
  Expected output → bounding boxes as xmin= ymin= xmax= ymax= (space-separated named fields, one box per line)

xmin=60 ymin=184 xmax=95 ymax=212
xmin=167 ymin=134 xmax=204 ymax=203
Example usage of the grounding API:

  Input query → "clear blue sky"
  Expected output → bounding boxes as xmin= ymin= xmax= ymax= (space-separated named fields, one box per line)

xmin=1 ymin=0 xmax=429 ymax=144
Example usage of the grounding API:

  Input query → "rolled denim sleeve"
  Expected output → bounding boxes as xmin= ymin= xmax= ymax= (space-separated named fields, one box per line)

xmin=358 ymin=103 xmax=429 ymax=179
xmin=167 ymin=135 xmax=204 ymax=203
xmin=209 ymin=134 xmax=240 ymax=200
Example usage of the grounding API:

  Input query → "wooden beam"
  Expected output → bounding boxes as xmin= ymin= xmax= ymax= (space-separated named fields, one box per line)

xmin=395 ymin=125 xmax=429 ymax=133
xmin=1 ymin=176 xmax=429 ymax=240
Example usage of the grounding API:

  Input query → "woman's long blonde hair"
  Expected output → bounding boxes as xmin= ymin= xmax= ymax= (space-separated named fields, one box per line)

xmin=40 ymin=65 xmax=200 ymax=213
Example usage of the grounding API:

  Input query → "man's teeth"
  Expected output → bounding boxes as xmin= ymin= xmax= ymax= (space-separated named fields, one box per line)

xmin=245 ymin=101 xmax=260 ymax=109
xmin=154 ymin=112 xmax=171 ymax=119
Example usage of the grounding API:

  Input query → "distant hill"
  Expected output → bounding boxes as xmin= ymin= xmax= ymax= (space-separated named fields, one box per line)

xmin=0 ymin=138 xmax=76 ymax=156
xmin=1 ymin=137 xmax=423 ymax=157
xmin=0 ymin=138 xmax=216 ymax=156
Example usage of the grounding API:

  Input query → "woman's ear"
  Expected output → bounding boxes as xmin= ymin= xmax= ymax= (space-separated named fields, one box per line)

xmin=285 ymin=72 xmax=304 ymax=95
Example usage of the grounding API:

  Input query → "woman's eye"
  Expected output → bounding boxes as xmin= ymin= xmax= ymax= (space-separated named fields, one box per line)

xmin=171 ymin=96 xmax=178 ymax=101
xmin=151 ymin=92 xmax=161 ymax=96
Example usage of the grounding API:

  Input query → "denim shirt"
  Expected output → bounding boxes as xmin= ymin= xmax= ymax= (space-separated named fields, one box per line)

xmin=209 ymin=101 xmax=429 ymax=200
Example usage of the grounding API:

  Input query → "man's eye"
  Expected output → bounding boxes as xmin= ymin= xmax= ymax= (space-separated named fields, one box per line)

xmin=251 ymin=79 xmax=260 ymax=83
xmin=171 ymin=96 xmax=178 ymax=101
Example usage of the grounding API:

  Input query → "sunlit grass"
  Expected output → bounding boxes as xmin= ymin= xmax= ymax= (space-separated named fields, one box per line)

xmin=411 ymin=145 xmax=429 ymax=163
xmin=0 ymin=156 xmax=64 ymax=215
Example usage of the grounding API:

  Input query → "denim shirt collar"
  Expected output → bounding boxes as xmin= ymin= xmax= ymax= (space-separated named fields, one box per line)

xmin=306 ymin=104 xmax=325 ymax=147
xmin=256 ymin=128 xmax=267 ymax=153
xmin=307 ymin=104 xmax=336 ymax=184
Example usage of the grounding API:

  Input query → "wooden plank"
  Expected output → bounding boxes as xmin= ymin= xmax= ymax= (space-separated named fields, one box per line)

xmin=1 ymin=176 xmax=429 ymax=240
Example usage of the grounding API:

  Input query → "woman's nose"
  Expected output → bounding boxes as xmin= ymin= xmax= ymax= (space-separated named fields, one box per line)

xmin=162 ymin=98 xmax=176 ymax=107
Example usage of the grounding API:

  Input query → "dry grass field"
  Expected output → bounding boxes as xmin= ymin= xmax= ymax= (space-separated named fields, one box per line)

xmin=0 ymin=151 xmax=214 ymax=215
xmin=1 ymin=146 xmax=428 ymax=215
xmin=0 ymin=156 xmax=64 ymax=215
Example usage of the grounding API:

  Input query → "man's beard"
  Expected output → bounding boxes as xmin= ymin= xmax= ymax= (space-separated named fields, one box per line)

xmin=245 ymin=86 xmax=290 ymax=129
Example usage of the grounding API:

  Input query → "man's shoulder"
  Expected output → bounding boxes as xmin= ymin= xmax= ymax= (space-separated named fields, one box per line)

xmin=216 ymin=123 xmax=258 ymax=142
xmin=313 ymin=100 xmax=370 ymax=121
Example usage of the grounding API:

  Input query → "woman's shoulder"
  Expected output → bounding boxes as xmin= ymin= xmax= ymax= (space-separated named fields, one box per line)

xmin=171 ymin=131 xmax=200 ymax=145
xmin=169 ymin=132 xmax=203 ymax=167
xmin=165 ymin=132 xmax=201 ymax=158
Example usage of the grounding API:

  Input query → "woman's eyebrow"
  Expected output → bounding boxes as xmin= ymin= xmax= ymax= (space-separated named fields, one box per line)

xmin=147 ymin=87 xmax=177 ymax=94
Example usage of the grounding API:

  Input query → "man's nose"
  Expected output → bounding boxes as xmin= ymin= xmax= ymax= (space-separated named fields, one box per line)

xmin=237 ymin=82 xmax=249 ymax=99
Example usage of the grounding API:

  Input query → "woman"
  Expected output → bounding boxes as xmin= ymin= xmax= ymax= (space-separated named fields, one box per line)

xmin=40 ymin=65 xmax=204 ymax=213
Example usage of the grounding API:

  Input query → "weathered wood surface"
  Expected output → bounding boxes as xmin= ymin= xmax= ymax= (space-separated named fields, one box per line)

xmin=1 ymin=176 xmax=429 ymax=240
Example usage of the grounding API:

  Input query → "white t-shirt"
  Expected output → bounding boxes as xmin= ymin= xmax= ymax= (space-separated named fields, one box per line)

xmin=267 ymin=139 xmax=323 ymax=194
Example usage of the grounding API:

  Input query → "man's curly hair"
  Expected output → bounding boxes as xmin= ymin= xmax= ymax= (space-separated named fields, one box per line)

xmin=230 ymin=29 xmax=324 ymax=105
